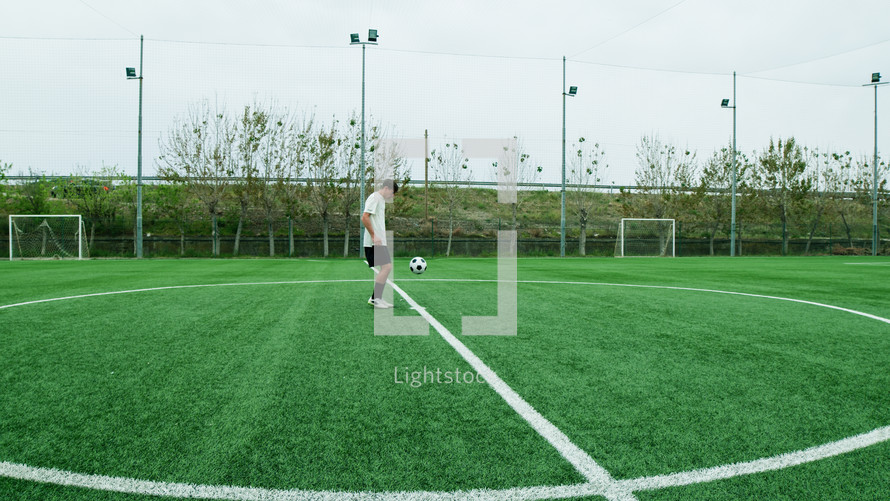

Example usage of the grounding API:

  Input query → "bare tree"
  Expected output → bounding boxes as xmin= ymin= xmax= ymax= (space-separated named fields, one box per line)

xmin=622 ymin=135 xmax=697 ymax=255
xmin=567 ymin=137 xmax=607 ymax=256
xmin=631 ymin=134 xmax=698 ymax=219
xmin=371 ymin=127 xmax=413 ymax=218
xmin=158 ymin=100 xmax=235 ymax=256
xmin=491 ymin=136 xmax=542 ymax=230
xmin=429 ymin=141 xmax=470 ymax=257
xmin=801 ymin=148 xmax=845 ymax=254
xmin=847 ymin=154 xmax=888 ymax=249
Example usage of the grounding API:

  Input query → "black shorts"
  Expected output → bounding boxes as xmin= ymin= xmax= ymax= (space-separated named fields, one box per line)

xmin=364 ymin=245 xmax=391 ymax=268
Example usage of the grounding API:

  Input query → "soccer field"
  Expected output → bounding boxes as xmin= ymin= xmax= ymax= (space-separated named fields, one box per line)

xmin=1 ymin=257 xmax=889 ymax=500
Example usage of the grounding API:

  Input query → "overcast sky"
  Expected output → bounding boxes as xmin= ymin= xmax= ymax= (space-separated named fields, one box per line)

xmin=1 ymin=0 xmax=888 ymax=186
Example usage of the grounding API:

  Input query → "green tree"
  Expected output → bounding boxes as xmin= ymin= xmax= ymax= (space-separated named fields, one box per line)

xmin=67 ymin=164 xmax=120 ymax=250
xmin=306 ymin=118 xmax=338 ymax=257
xmin=112 ymin=172 xmax=140 ymax=256
xmin=279 ymin=114 xmax=314 ymax=256
xmin=15 ymin=169 xmax=52 ymax=215
xmin=0 ymin=161 xmax=10 ymax=212
xmin=753 ymin=137 xmax=811 ymax=255
xmin=695 ymin=143 xmax=751 ymax=255
xmin=232 ymin=104 xmax=267 ymax=256
xmin=256 ymin=108 xmax=288 ymax=257
xmin=154 ymin=182 xmax=200 ymax=256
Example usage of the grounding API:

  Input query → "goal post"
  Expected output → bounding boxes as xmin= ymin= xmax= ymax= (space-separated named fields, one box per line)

xmin=616 ymin=218 xmax=676 ymax=257
xmin=9 ymin=215 xmax=89 ymax=260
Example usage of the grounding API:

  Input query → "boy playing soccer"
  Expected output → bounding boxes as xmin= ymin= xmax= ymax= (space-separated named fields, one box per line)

xmin=361 ymin=179 xmax=398 ymax=308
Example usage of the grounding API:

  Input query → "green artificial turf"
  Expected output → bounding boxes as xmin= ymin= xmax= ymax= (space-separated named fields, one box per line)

xmin=1 ymin=256 xmax=888 ymax=500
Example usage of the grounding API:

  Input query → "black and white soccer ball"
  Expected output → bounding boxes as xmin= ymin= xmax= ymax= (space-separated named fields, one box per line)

xmin=409 ymin=256 xmax=427 ymax=274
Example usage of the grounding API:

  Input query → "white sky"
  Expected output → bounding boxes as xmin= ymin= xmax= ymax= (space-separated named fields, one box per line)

xmin=1 ymin=0 xmax=888 ymax=186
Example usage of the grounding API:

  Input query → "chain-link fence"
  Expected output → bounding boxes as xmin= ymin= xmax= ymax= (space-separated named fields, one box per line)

xmin=3 ymin=211 xmax=881 ymax=258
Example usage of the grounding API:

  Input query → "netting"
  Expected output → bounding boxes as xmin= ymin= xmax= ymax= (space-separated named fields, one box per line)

xmin=9 ymin=215 xmax=88 ymax=260
xmin=0 ymin=36 xmax=887 ymax=257
xmin=2 ymin=37 xmax=882 ymax=186
xmin=617 ymin=218 xmax=675 ymax=257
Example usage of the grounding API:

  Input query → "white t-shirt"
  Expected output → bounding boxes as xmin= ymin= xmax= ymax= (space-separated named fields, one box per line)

xmin=363 ymin=191 xmax=387 ymax=247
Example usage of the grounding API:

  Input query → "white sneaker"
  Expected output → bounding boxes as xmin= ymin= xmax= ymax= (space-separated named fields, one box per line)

xmin=368 ymin=297 xmax=394 ymax=309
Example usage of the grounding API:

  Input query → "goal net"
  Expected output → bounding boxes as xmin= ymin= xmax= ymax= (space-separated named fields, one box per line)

xmin=616 ymin=218 xmax=675 ymax=257
xmin=9 ymin=215 xmax=89 ymax=260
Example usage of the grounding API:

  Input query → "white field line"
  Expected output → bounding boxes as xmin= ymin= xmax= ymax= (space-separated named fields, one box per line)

xmin=4 ymin=420 xmax=890 ymax=501
xmin=0 ymin=461 xmax=593 ymax=501
xmin=412 ymin=278 xmax=890 ymax=326
xmin=0 ymin=280 xmax=368 ymax=310
xmin=383 ymin=278 xmax=636 ymax=501
xmin=620 ymin=425 xmax=890 ymax=491
xmin=2 ymin=278 xmax=890 ymax=500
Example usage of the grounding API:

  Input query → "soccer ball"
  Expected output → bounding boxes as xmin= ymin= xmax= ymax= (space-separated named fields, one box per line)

xmin=409 ymin=256 xmax=427 ymax=274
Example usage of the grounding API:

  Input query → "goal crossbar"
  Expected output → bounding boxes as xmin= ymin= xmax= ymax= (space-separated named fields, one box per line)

xmin=617 ymin=218 xmax=676 ymax=257
xmin=9 ymin=215 xmax=87 ymax=260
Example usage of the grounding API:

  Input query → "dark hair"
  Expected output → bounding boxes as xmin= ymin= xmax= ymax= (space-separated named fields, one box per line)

xmin=381 ymin=179 xmax=399 ymax=193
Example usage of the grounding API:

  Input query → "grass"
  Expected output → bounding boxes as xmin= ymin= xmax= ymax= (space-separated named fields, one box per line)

xmin=1 ymin=256 xmax=889 ymax=500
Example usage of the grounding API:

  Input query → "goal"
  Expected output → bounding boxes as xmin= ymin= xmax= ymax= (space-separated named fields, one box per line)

xmin=9 ymin=215 xmax=89 ymax=260
xmin=616 ymin=218 xmax=675 ymax=257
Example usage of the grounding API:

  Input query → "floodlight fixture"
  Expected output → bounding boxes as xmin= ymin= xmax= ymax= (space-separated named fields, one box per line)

xmin=126 ymin=67 xmax=137 ymax=79
xmin=368 ymin=29 xmax=378 ymax=42
xmin=350 ymin=33 xmax=360 ymax=44
xmin=567 ymin=86 xmax=577 ymax=97
xmin=721 ymin=98 xmax=730 ymax=108
xmin=872 ymin=72 xmax=881 ymax=83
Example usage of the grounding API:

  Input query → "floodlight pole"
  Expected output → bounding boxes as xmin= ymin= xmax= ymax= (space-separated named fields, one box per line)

xmin=361 ymin=42 xmax=366 ymax=254
xmin=873 ymin=82 xmax=878 ymax=257
xmin=864 ymin=74 xmax=888 ymax=256
xmin=722 ymin=72 xmax=738 ymax=256
xmin=351 ymin=31 xmax=377 ymax=256
xmin=561 ymin=57 xmax=572 ymax=257
xmin=731 ymin=71 xmax=737 ymax=257
xmin=130 ymin=35 xmax=145 ymax=258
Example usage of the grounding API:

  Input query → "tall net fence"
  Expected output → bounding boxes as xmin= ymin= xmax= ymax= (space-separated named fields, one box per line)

xmin=0 ymin=37 xmax=887 ymax=257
